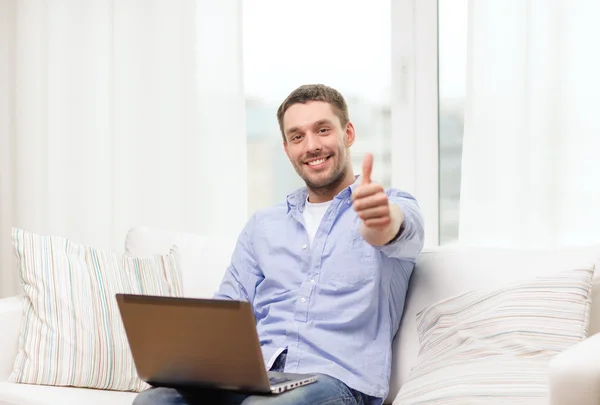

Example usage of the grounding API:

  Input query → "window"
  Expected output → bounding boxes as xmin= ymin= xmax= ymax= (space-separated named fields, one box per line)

xmin=438 ymin=0 xmax=467 ymax=244
xmin=243 ymin=0 xmax=392 ymax=215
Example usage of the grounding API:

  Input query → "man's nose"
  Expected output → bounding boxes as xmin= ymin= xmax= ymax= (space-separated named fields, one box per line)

xmin=305 ymin=132 xmax=322 ymax=153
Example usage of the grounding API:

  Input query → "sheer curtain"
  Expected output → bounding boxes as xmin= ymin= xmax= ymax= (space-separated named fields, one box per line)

xmin=459 ymin=0 xmax=600 ymax=248
xmin=0 ymin=0 xmax=246 ymax=298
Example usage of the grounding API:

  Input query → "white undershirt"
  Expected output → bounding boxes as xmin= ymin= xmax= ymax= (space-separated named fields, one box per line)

xmin=303 ymin=198 xmax=332 ymax=247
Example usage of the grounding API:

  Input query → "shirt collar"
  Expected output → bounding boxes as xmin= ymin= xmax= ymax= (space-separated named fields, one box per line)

xmin=286 ymin=175 xmax=362 ymax=213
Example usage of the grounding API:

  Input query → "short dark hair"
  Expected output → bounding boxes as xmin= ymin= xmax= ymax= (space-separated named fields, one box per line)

xmin=276 ymin=84 xmax=349 ymax=141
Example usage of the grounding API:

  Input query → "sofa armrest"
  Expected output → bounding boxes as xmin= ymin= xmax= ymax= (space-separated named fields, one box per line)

xmin=549 ymin=332 xmax=600 ymax=405
xmin=0 ymin=295 xmax=22 ymax=381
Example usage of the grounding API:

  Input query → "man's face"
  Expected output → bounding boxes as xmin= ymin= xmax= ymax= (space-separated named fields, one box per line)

xmin=282 ymin=101 xmax=355 ymax=192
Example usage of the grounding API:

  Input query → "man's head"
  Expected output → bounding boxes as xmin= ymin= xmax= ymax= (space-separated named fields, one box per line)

xmin=277 ymin=84 xmax=356 ymax=199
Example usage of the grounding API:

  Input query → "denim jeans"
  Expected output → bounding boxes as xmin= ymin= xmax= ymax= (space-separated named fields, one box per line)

xmin=132 ymin=374 xmax=372 ymax=405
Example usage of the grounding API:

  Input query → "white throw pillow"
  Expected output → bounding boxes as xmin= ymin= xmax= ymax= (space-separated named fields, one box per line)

xmin=9 ymin=228 xmax=183 ymax=392
xmin=394 ymin=266 xmax=595 ymax=405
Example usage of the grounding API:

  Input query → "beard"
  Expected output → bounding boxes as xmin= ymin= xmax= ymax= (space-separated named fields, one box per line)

xmin=292 ymin=148 xmax=350 ymax=195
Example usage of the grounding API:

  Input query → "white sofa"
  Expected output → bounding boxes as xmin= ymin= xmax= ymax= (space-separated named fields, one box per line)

xmin=1 ymin=226 xmax=599 ymax=405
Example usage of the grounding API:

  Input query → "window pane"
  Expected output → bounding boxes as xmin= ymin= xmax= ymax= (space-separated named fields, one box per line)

xmin=438 ymin=0 xmax=468 ymax=244
xmin=243 ymin=0 xmax=392 ymax=215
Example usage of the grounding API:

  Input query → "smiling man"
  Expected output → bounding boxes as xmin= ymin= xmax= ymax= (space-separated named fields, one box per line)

xmin=134 ymin=84 xmax=425 ymax=405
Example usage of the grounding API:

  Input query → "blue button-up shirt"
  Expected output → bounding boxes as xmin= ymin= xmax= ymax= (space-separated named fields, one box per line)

xmin=214 ymin=176 xmax=424 ymax=402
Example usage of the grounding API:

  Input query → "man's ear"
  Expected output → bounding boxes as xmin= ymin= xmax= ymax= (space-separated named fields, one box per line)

xmin=344 ymin=122 xmax=356 ymax=147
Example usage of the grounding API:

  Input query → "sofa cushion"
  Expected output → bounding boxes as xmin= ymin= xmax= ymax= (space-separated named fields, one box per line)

xmin=393 ymin=266 xmax=594 ymax=404
xmin=387 ymin=244 xmax=600 ymax=402
xmin=125 ymin=226 xmax=236 ymax=298
xmin=9 ymin=228 xmax=183 ymax=392
xmin=0 ymin=382 xmax=136 ymax=405
xmin=0 ymin=296 xmax=22 ymax=382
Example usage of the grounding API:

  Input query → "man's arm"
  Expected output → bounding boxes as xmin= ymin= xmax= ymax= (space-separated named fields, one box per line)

xmin=369 ymin=191 xmax=424 ymax=261
xmin=352 ymin=153 xmax=425 ymax=262
xmin=213 ymin=214 xmax=264 ymax=302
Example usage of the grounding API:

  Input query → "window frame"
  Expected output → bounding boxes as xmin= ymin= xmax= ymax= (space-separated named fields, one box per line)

xmin=390 ymin=0 xmax=439 ymax=247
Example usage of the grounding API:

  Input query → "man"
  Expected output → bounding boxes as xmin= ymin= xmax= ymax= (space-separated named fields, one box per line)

xmin=134 ymin=84 xmax=424 ymax=405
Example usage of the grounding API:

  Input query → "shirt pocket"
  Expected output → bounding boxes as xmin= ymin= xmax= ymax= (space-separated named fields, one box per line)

xmin=321 ymin=231 xmax=376 ymax=285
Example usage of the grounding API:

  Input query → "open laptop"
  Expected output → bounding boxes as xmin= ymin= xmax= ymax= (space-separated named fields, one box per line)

xmin=116 ymin=293 xmax=318 ymax=394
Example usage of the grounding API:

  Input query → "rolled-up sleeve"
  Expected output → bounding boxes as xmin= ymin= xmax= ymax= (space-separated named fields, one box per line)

xmin=375 ymin=189 xmax=425 ymax=262
xmin=213 ymin=214 xmax=264 ymax=303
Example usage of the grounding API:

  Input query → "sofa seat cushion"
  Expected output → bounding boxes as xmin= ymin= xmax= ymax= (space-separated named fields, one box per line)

xmin=0 ymin=382 xmax=137 ymax=405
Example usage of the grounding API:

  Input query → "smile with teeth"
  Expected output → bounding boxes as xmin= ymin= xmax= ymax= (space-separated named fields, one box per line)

xmin=306 ymin=156 xmax=330 ymax=166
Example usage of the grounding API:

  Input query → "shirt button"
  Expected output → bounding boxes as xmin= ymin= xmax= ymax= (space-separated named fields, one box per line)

xmin=300 ymin=297 xmax=306 ymax=303
xmin=301 ymin=244 xmax=308 ymax=250
xmin=310 ymin=279 xmax=316 ymax=284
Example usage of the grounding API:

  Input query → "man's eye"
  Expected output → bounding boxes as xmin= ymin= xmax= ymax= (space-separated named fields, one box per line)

xmin=319 ymin=128 xmax=330 ymax=133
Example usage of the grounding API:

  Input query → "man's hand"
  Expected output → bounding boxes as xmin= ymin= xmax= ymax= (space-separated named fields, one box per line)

xmin=351 ymin=153 xmax=405 ymax=246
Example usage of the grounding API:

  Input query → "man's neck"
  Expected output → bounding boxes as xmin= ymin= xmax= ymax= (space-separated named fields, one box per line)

xmin=307 ymin=171 xmax=356 ymax=203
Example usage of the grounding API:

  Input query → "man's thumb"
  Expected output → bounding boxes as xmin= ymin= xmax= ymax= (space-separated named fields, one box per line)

xmin=362 ymin=153 xmax=373 ymax=184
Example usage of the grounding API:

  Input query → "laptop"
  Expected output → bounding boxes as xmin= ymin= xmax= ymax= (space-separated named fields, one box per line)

xmin=115 ymin=293 xmax=318 ymax=394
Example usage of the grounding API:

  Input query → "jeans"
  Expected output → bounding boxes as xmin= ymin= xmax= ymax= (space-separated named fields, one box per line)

xmin=132 ymin=374 xmax=372 ymax=405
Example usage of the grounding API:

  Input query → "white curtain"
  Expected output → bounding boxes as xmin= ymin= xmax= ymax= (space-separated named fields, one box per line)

xmin=0 ymin=0 xmax=247 ymax=298
xmin=459 ymin=0 xmax=600 ymax=248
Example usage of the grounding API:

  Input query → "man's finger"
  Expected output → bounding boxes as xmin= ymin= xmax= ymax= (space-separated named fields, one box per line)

xmin=364 ymin=216 xmax=391 ymax=228
xmin=362 ymin=153 xmax=373 ymax=184
xmin=351 ymin=183 xmax=384 ymax=200
xmin=353 ymin=192 xmax=388 ymax=211
xmin=356 ymin=206 xmax=390 ymax=221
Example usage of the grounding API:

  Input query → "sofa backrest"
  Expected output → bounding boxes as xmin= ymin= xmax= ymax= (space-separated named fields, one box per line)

xmin=0 ymin=295 xmax=23 ymax=381
xmin=387 ymin=244 xmax=600 ymax=401
xmin=125 ymin=226 xmax=234 ymax=298
xmin=125 ymin=227 xmax=600 ymax=402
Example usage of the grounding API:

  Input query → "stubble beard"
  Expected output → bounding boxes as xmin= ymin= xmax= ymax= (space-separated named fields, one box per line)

xmin=296 ymin=150 xmax=350 ymax=197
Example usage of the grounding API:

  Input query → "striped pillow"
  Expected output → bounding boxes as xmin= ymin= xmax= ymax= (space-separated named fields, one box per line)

xmin=8 ymin=228 xmax=183 ymax=392
xmin=394 ymin=266 xmax=594 ymax=405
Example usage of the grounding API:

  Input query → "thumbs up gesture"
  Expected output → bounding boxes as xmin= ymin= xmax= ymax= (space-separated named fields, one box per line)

xmin=352 ymin=153 xmax=405 ymax=246
xmin=351 ymin=153 xmax=391 ymax=229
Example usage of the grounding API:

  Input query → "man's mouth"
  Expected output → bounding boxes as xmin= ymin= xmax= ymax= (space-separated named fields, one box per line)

xmin=304 ymin=156 xmax=331 ymax=169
